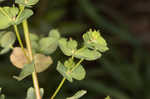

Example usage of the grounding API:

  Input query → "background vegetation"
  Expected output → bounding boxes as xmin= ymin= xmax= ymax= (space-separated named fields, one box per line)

xmin=0 ymin=0 xmax=150 ymax=99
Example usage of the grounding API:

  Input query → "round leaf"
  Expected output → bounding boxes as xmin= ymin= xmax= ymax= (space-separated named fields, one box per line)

xmin=15 ymin=0 xmax=39 ymax=6
xmin=49 ymin=29 xmax=60 ymax=39
xmin=71 ymin=64 xmax=86 ymax=81
xmin=39 ymin=37 xmax=58 ymax=55
xmin=58 ymin=38 xmax=77 ymax=56
xmin=34 ymin=53 xmax=53 ymax=73
xmin=10 ymin=47 xmax=29 ymax=69
xmin=0 ymin=31 xmax=16 ymax=48
xmin=57 ymin=61 xmax=73 ymax=82
xmin=16 ymin=9 xmax=33 ymax=25
xmin=74 ymin=48 xmax=102 ymax=61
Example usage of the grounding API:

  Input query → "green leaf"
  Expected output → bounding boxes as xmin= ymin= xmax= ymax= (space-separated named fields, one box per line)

xmin=57 ymin=61 xmax=73 ymax=82
xmin=16 ymin=9 xmax=33 ymax=25
xmin=49 ymin=29 xmax=60 ymax=39
xmin=0 ymin=88 xmax=5 ymax=99
xmin=30 ymin=33 xmax=39 ymax=41
xmin=0 ymin=31 xmax=16 ymax=48
xmin=0 ymin=7 xmax=19 ymax=29
xmin=34 ymin=54 xmax=53 ymax=73
xmin=13 ymin=62 xmax=34 ymax=81
xmin=58 ymin=38 xmax=77 ymax=56
xmin=105 ymin=96 xmax=111 ymax=99
xmin=57 ymin=60 xmax=86 ymax=82
xmin=0 ymin=94 xmax=5 ymax=99
xmin=70 ymin=64 xmax=86 ymax=81
xmin=26 ymin=87 xmax=44 ymax=99
xmin=64 ymin=58 xmax=75 ymax=69
xmin=74 ymin=48 xmax=101 ymax=61
xmin=66 ymin=90 xmax=87 ymax=99
xmin=83 ymin=29 xmax=109 ymax=52
xmin=0 ymin=47 xmax=10 ymax=55
xmin=15 ymin=0 xmax=39 ymax=6
xmin=39 ymin=37 xmax=58 ymax=55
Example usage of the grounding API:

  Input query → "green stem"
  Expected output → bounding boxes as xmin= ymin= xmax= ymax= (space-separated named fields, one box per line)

xmin=50 ymin=78 xmax=66 ymax=99
xmin=17 ymin=5 xmax=24 ymax=19
xmin=50 ymin=58 xmax=84 ymax=99
xmin=71 ymin=58 xmax=84 ymax=72
xmin=13 ymin=25 xmax=29 ymax=61
xmin=22 ymin=19 xmax=42 ymax=99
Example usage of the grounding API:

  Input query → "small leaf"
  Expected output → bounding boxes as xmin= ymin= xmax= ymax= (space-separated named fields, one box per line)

xmin=57 ymin=60 xmax=86 ymax=82
xmin=66 ymin=90 xmax=87 ymax=99
xmin=0 ymin=7 xmax=19 ymax=29
xmin=74 ymin=48 xmax=101 ymax=61
xmin=30 ymin=33 xmax=39 ymax=41
xmin=0 ymin=31 xmax=16 ymax=48
xmin=105 ymin=96 xmax=111 ymax=99
xmin=57 ymin=61 xmax=73 ymax=82
xmin=0 ymin=47 xmax=10 ymax=55
xmin=83 ymin=29 xmax=109 ymax=52
xmin=34 ymin=53 xmax=53 ymax=73
xmin=0 ymin=94 xmax=5 ymax=99
xmin=13 ymin=61 xmax=34 ymax=81
xmin=39 ymin=37 xmax=58 ymax=55
xmin=70 ymin=64 xmax=86 ymax=81
xmin=16 ymin=9 xmax=33 ymax=25
xmin=15 ymin=0 xmax=39 ymax=6
xmin=58 ymin=38 xmax=77 ymax=56
xmin=10 ymin=47 xmax=28 ymax=69
xmin=49 ymin=29 xmax=60 ymax=39
xmin=26 ymin=87 xmax=44 ymax=99
xmin=64 ymin=58 xmax=75 ymax=69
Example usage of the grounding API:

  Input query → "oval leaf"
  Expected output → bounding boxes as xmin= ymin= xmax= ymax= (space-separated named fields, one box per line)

xmin=74 ymin=48 xmax=101 ymax=61
xmin=0 ymin=31 xmax=16 ymax=48
xmin=16 ymin=9 xmax=33 ymax=25
xmin=10 ymin=47 xmax=29 ymax=69
xmin=26 ymin=87 xmax=44 ymax=99
xmin=66 ymin=90 xmax=87 ymax=99
xmin=13 ymin=61 xmax=34 ymax=81
xmin=15 ymin=0 xmax=39 ymax=6
xmin=34 ymin=53 xmax=53 ymax=73
xmin=57 ymin=61 xmax=73 ymax=82
xmin=49 ymin=29 xmax=60 ymax=39
xmin=0 ymin=7 xmax=19 ymax=29
xmin=70 ymin=64 xmax=86 ymax=81
xmin=58 ymin=38 xmax=77 ymax=56
xmin=39 ymin=37 xmax=58 ymax=55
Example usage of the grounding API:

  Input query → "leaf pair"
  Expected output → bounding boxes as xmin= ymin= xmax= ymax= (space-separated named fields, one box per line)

xmin=57 ymin=59 xmax=86 ymax=82
xmin=10 ymin=47 xmax=53 ymax=81
xmin=58 ymin=38 xmax=101 ymax=61
xmin=0 ymin=7 xmax=33 ymax=29
xmin=0 ymin=31 xmax=16 ymax=54
xmin=30 ymin=29 xmax=60 ymax=55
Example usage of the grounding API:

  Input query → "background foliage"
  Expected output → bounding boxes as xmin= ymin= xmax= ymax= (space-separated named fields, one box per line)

xmin=0 ymin=0 xmax=150 ymax=99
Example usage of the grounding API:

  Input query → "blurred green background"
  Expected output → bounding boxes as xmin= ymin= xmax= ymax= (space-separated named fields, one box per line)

xmin=0 ymin=0 xmax=150 ymax=99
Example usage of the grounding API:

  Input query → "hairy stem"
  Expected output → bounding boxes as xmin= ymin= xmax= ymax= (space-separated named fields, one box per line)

xmin=22 ymin=19 xmax=42 ymax=99
xmin=50 ymin=59 xmax=84 ymax=99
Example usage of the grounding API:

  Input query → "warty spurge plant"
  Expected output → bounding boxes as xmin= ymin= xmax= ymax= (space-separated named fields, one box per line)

xmin=0 ymin=0 xmax=109 ymax=99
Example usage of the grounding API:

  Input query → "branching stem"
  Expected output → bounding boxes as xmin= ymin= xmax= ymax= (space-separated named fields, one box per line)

xmin=50 ymin=58 xmax=84 ymax=99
